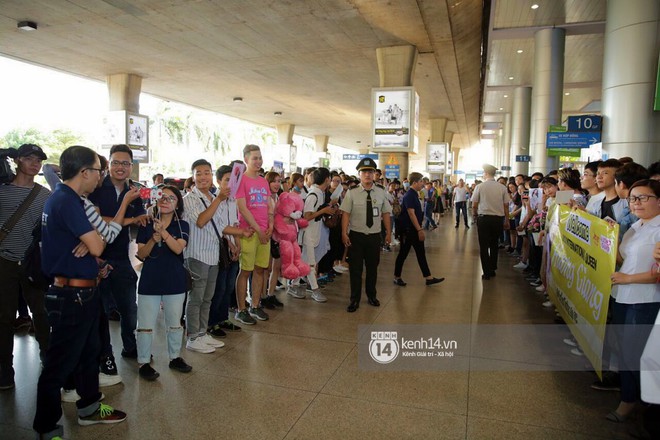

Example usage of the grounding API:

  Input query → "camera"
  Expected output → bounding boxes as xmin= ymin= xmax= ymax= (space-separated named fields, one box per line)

xmin=0 ymin=148 xmax=18 ymax=184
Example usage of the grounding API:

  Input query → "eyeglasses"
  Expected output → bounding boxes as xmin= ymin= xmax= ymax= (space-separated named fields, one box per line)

xmin=84 ymin=168 xmax=104 ymax=174
xmin=627 ymin=195 xmax=658 ymax=204
xmin=159 ymin=195 xmax=177 ymax=203
xmin=111 ymin=160 xmax=132 ymax=168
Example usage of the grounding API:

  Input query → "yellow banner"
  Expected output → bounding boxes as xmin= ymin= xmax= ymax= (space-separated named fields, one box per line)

xmin=546 ymin=204 xmax=619 ymax=379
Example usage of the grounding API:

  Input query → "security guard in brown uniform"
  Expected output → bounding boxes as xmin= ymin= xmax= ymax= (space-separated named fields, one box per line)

xmin=340 ymin=158 xmax=392 ymax=312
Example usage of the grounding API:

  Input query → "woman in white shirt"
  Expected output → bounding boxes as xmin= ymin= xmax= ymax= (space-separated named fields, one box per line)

xmin=607 ymin=179 xmax=660 ymax=422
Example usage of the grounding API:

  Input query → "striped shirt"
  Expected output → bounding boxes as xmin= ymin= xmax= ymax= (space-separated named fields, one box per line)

xmin=0 ymin=183 xmax=51 ymax=261
xmin=183 ymin=186 xmax=223 ymax=266
xmin=83 ymin=197 xmax=122 ymax=244
xmin=216 ymin=198 xmax=238 ymax=247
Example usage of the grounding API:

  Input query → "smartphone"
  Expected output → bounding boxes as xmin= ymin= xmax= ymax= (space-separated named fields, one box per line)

xmin=139 ymin=187 xmax=152 ymax=199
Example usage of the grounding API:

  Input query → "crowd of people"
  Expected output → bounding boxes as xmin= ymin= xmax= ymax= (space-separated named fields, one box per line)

xmin=0 ymin=141 xmax=658 ymax=439
xmin=467 ymin=158 xmax=660 ymax=437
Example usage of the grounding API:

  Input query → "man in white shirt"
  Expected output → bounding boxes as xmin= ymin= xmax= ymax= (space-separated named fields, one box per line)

xmin=453 ymin=179 xmax=469 ymax=229
xmin=471 ymin=164 xmax=509 ymax=280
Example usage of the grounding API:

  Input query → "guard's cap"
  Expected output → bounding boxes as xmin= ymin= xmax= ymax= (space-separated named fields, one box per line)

xmin=482 ymin=163 xmax=497 ymax=175
xmin=16 ymin=144 xmax=47 ymax=160
xmin=356 ymin=157 xmax=377 ymax=172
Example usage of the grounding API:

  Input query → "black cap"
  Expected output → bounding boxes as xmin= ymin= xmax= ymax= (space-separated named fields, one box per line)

xmin=356 ymin=157 xmax=377 ymax=171
xmin=16 ymin=144 xmax=47 ymax=160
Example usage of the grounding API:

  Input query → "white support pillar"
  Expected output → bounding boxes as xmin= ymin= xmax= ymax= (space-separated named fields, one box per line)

xmin=511 ymin=87 xmax=532 ymax=176
xmin=529 ymin=28 xmax=565 ymax=175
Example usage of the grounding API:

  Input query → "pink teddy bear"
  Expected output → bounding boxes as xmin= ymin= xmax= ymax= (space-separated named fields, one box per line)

xmin=273 ymin=192 xmax=310 ymax=279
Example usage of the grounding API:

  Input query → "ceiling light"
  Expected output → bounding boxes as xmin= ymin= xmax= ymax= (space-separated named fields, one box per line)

xmin=17 ymin=21 xmax=37 ymax=31
xmin=508 ymin=76 xmax=514 ymax=80
xmin=517 ymin=49 xmax=524 ymax=54
xmin=232 ymin=97 xmax=243 ymax=102
xmin=274 ymin=111 xmax=282 ymax=116
xmin=503 ymin=94 xmax=509 ymax=98
xmin=564 ymin=92 xmax=570 ymax=96
xmin=531 ymin=4 xmax=539 ymax=10
xmin=499 ymin=108 xmax=504 ymax=111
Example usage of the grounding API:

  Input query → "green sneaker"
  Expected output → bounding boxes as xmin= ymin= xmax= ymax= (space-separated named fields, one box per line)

xmin=234 ymin=309 xmax=256 ymax=325
xmin=78 ymin=403 xmax=127 ymax=426
xmin=249 ymin=306 xmax=269 ymax=321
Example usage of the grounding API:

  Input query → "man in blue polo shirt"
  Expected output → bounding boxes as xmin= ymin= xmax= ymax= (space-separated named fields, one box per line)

xmin=393 ymin=172 xmax=444 ymax=287
xmin=34 ymin=145 xmax=126 ymax=440
xmin=88 ymin=144 xmax=147 ymax=369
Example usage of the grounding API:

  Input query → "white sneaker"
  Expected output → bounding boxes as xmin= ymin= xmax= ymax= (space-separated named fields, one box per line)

xmin=536 ymin=285 xmax=546 ymax=292
xmin=333 ymin=265 xmax=348 ymax=273
xmin=311 ymin=290 xmax=327 ymax=303
xmin=513 ymin=262 xmax=528 ymax=270
xmin=62 ymin=389 xmax=105 ymax=403
xmin=200 ymin=333 xmax=225 ymax=348
xmin=570 ymin=348 xmax=584 ymax=357
xmin=186 ymin=337 xmax=215 ymax=354
xmin=98 ymin=372 xmax=122 ymax=387
xmin=563 ymin=338 xmax=577 ymax=347
xmin=287 ymin=286 xmax=305 ymax=299
xmin=542 ymin=300 xmax=553 ymax=308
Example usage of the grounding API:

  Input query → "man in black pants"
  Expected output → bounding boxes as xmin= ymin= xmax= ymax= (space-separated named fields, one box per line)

xmin=393 ymin=172 xmax=444 ymax=287
xmin=34 ymin=146 xmax=126 ymax=440
xmin=340 ymin=158 xmax=392 ymax=312
xmin=471 ymin=164 xmax=509 ymax=280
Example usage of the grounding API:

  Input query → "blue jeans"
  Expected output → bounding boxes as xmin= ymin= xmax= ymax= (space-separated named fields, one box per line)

xmin=33 ymin=286 xmax=103 ymax=438
xmin=98 ymin=259 xmax=138 ymax=355
xmin=137 ymin=293 xmax=185 ymax=364
xmin=209 ymin=261 xmax=239 ymax=327
xmin=423 ymin=203 xmax=436 ymax=229
xmin=455 ymin=201 xmax=468 ymax=226
xmin=612 ymin=301 xmax=660 ymax=403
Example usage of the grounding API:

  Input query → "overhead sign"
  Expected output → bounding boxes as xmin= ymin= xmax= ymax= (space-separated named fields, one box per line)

xmin=546 ymin=132 xmax=601 ymax=149
xmin=102 ymin=111 xmax=150 ymax=163
xmin=515 ymin=155 xmax=531 ymax=162
xmin=371 ymin=87 xmax=419 ymax=153
xmin=384 ymin=164 xmax=400 ymax=179
xmin=427 ymin=142 xmax=448 ymax=173
xmin=500 ymin=165 xmax=512 ymax=171
xmin=548 ymin=148 xmax=581 ymax=157
xmin=567 ymin=115 xmax=602 ymax=132
xmin=342 ymin=154 xmax=378 ymax=161
xmin=549 ymin=125 xmax=567 ymax=132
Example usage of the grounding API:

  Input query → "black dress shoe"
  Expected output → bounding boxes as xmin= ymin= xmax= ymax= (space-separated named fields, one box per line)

xmin=393 ymin=278 xmax=407 ymax=286
xmin=367 ymin=298 xmax=380 ymax=307
xmin=481 ymin=274 xmax=491 ymax=280
xmin=347 ymin=301 xmax=359 ymax=313
xmin=425 ymin=277 xmax=445 ymax=286
xmin=121 ymin=348 xmax=138 ymax=359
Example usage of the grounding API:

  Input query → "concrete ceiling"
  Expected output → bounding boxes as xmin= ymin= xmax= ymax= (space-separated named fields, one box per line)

xmin=0 ymin=0 xmax=484 ymax=152
xmin=0 ymin=0 xmax=608 ymax=157
xmin=483 ymin=0 xmax=606 ymax=128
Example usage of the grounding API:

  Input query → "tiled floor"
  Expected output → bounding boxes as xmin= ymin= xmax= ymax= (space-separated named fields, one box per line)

xmin=2 ymin=214 xmax=629 ymax=439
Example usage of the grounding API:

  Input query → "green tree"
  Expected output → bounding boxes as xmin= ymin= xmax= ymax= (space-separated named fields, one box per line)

xmin=0 ymin=127 xmax=50 ymax=149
